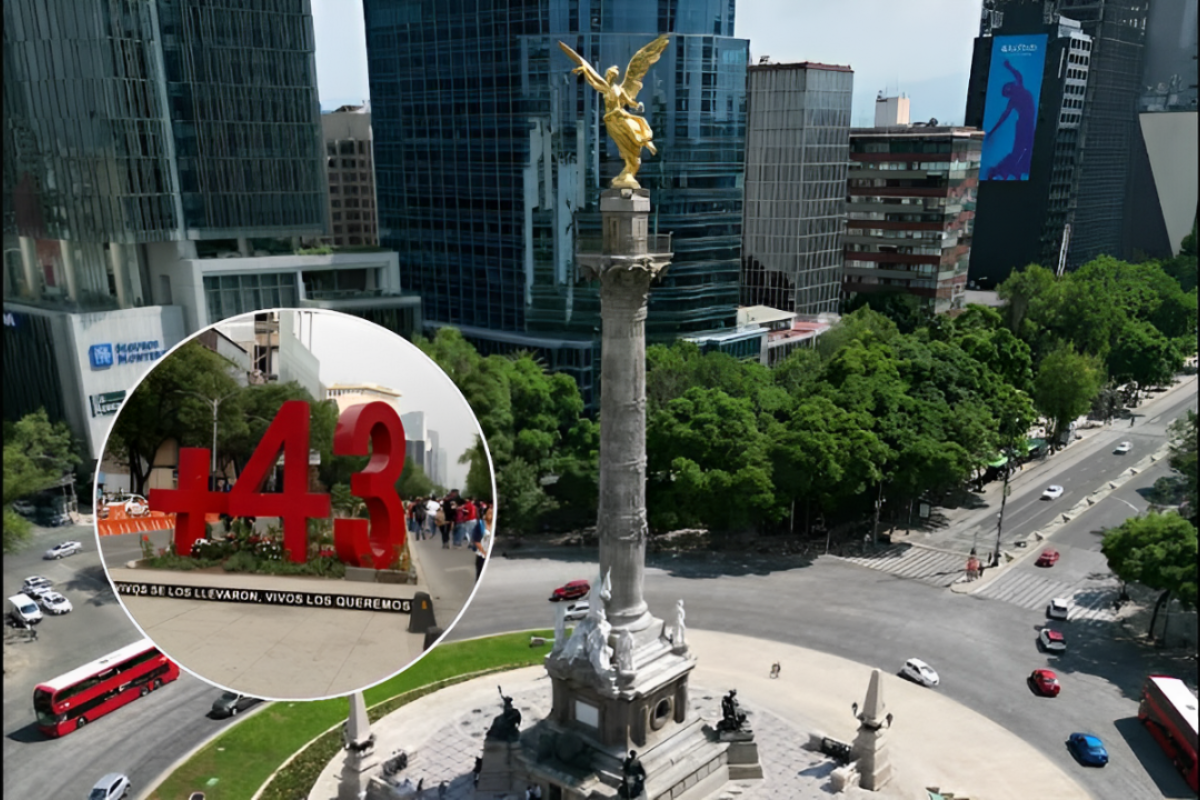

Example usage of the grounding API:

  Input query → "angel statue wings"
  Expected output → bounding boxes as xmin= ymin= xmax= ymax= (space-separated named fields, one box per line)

xmin=558 ymin=35 xmax=670 ymax=189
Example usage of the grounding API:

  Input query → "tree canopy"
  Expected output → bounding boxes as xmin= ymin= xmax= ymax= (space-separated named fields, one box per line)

xmin=3 ymin=410 xmax=83 ymax=552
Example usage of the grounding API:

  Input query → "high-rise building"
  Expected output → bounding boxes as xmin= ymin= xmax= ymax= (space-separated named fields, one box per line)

xmin=874 ymin=94 xmax=911 ymax=128
xmin=363 ymin=0 xmax=750 ymax=407
xmin=1125 ymin=0 xmax=1197 ymax=259
xmin=966 ymin=0 xmax=1159 ymax=286
xmin=322 ymin=105 xmax=380 ymax=247
xmin=843 ymin=125 xmax=983 ymax=313
xmin=2 ymin=1 xmax=414 ymax=463
xmin=741 ymin=60 xmax=853 ymax=315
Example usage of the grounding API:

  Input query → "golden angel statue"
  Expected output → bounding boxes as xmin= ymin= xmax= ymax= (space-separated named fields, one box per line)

xmin=558 ymin=35 xmax=670 ymax=189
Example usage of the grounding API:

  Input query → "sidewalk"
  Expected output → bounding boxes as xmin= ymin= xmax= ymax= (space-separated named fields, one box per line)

xmin=307 ymin=630 xmax=1088 ymax=800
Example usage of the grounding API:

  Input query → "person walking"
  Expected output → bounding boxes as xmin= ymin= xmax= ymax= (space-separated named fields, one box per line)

xmin=412 ymin=497 xmax=427 ymax=540
xmin=472 ymin=512 xmax=491 ymax=583
xmin=457 ymin=496 xmax=478 ymax=549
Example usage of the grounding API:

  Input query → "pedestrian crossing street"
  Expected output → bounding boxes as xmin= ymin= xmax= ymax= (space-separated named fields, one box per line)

xmin=830 ymin=544 xmax=971 ymax=588
xmin=972 ymin=568 xmax=1119 ymax=622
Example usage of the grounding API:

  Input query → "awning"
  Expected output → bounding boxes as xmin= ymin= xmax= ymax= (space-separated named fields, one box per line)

xmin=986 ymin=455 xmax=1008 ymax=468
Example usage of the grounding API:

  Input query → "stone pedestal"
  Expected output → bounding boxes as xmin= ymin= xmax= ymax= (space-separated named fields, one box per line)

xmin=719 ymin=730 xmax=764 ymax=780
xmin=339 ymin=750 xmax=381 ymax=800
xmin=852 ymin=727 xmax=892 ymax=791
xmin=478 ymin=738 xmax=522 ymax=794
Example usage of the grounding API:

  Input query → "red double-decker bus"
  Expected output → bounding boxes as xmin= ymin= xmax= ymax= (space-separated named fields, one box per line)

xmin=1139 ymin=675 xmax=1198 ymax=791
xmin=33 ymin=638 xmax=179 ymax=737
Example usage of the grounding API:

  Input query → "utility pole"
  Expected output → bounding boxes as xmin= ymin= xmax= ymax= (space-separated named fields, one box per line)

xmin=992 ymin=450 xmax=1012 ymax=566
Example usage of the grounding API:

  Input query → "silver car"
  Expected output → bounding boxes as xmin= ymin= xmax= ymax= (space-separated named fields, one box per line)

xmin=87 ymin=773 xmax=130 ymax=800
xmin=44 ymin=541 xmax=83 ymax=559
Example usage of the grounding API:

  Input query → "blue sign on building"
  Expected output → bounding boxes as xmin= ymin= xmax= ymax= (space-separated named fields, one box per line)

xmin=89 ymin=343 xmax=115 ymax=370
xmin=980 ymin=34 xmax=1048 ymax=181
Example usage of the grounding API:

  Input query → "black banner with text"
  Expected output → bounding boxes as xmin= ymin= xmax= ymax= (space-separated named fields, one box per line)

xmin=114 ymin=581 xmax=412 ymax=613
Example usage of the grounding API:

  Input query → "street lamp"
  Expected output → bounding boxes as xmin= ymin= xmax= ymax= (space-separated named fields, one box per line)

xmin=175 ymin=389 xmax=239 ymax=489
xmin=992 ymin=444 xmax=1015 ymax=566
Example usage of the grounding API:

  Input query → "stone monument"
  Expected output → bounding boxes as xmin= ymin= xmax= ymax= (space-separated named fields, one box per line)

xmin=474 ymin=33 xmax=745 ymax=800
xmin=338 ymin=691 xmax=378 ymax=800
xmin=851 ymin=669 xmax=894 ymax=791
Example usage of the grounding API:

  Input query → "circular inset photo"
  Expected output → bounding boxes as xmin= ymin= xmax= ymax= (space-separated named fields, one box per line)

xmin=93 ymin=309 xmax=496 ymax=700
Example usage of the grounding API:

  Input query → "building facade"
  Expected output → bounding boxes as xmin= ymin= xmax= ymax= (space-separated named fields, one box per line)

xmin=844 ymin=125 xmax=983 ymax=314
xmin=322 ymin=105 xmax=380 ymax=247
xmin=741 ymin=60 xmax=853 ymax=315
xmin=363 ymin=0 xmax=750 ymax=407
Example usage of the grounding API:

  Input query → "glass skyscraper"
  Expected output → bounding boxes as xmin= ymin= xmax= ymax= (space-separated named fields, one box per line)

xmin=364 ymin=0 xmax=749 ymax=404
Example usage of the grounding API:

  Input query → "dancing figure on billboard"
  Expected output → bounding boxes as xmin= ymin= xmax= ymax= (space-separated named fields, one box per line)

xmin=985 ymin=59 xmax=1036 ymax=180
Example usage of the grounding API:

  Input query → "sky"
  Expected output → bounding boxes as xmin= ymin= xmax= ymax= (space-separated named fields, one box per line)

xmin=298 ymin=311 xmax=484 ymax=491
xmin=312 ymin=0 xmax=983 ymax=127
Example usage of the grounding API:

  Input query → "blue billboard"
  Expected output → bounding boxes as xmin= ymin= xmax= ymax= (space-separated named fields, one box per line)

xmin=980 ymin=34 xmax=1048 ymax=181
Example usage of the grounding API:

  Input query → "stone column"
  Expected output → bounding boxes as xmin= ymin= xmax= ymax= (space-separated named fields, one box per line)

xmin=584 ymin=188 xmax=671 ymax=634
xmin=108 ymin=241 xmax=130 ymax=309
xmin=60 ymin=241 xmax=80 ymax=302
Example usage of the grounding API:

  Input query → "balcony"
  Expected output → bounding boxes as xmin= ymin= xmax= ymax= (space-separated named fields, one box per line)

xmin=576 ymin=233 xmax=673 ymax=257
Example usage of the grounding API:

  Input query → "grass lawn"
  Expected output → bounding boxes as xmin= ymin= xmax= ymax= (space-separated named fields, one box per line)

xmin=150 ymin=630 xmax=552 ymax=800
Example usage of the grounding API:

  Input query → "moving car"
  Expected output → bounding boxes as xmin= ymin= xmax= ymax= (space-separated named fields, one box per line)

xmin=1029 ymin=669 xmax=1061 ymax=697
xmin=44 ymin=540 xmax=83 ymax=559
xmin=563 ymin=601 xmax=590 ymax=621
xmin=8 ymin=593 xmax=43 ymax=626
xmin=1114 ymin=441 xmax=1132 ymax=454
xmin=1066 ymin=733 xmax=1109 ymax=766
xmin=549 ymin=580 xmax=590 ymax=602
xmin=21 ymin=576 xmax=54 ymax=598
xmin=1047 ymin=598 xmax=1070 ymax=620
xmin=1041 ymin=485 xmax=1064 ymax=500
xmin=900 ymin=658 xmax=940 ymax=687
xmin=211 ymin=691 xmax=258 ymax=718
xmin=40 ymin=591 xmax=73 ymax=615
xmin=87 ymin=772 xmax=131 ymax=800
xmin=1039 ymin=628 xmax=1067 ymax=653
xmin=1035 ymin=548 xmax=1060 ymax=567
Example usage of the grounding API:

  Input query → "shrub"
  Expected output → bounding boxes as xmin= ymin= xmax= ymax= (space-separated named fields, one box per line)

xmin=223 ymin=550 xmax=259 ymax=573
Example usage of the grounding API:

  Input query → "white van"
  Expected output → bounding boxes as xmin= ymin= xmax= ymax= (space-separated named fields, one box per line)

xmin=8 ymin=593 xmax=43 ymax=626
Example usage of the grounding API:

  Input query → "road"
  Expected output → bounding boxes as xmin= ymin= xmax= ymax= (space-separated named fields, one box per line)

xmin=2 ymin=523 xmax=241 ymax=800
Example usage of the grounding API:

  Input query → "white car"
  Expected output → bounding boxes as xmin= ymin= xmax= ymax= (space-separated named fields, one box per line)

xmin=1041 ymin=485 xmax=1064 ymax=500
xmin=1039 ymin=628 xmax=1067 ymax=653
xmin=563 ymin=601 xmax=590 ymax=622
xmin=122 ymin=494 xmax=150 ymax=517
xmin=21 ymin=576 xmax=54 ymax=598
xmin=901 ymin=658 xmax=940 ymax=687
xmin=40 ymin=591 xmax=72 ymax=615
xmin=44 ymin=540 xmax=83 ymax=559
xmin=1047 ymin=598 xmax=1070 ymax=620
xmin=1114 ymin=441 xmax=1132 ymax=454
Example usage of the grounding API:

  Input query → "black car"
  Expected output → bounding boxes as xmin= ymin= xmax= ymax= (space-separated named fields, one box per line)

xmin=210 ymin=691 xmax=258 ymax=718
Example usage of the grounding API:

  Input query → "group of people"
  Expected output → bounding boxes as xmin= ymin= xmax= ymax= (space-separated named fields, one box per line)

xmin=406 ymin=490 xmax=494 ymax=581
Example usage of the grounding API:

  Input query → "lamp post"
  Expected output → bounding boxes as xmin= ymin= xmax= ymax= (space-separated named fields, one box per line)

xmin=176 ymin=389 xmax=239 ymax=489
xmin=992 ymin=445 xmax=1014 ymax=567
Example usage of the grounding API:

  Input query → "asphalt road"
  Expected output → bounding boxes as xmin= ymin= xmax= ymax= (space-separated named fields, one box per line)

xmin=453 ymin=457 xmax=1197 ymax=800
xmin=2 ymin=523 xmax=239 ymax=800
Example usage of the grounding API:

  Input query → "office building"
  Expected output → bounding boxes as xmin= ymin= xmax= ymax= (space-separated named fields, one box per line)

xmin=875 ymin=94 xmax=911 ymax=127
xmin=2 ymin=1 xmax=415 ymax=463
xmin=966 ymin=0 xmax=1164 ymax=286
xmin=1125 ymin=0 xmax=1197 ymax=259
xmin=844 ymin=125 xmax=983 ymax=313
xmin=741 ymin=60 xmax=854 ymax=315
xmin=363 ymin=0 xmax=751 ymax=407
xmin=322 ymin=105 xmax=380 ymax=247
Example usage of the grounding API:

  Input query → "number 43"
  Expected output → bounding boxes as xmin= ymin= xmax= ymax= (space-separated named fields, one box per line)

xmin=152 ymin=400 xmax=407 ymax=569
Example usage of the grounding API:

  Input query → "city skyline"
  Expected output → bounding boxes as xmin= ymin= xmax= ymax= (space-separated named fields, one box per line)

xmin=312 ymin=0 xmax=981 ymax=127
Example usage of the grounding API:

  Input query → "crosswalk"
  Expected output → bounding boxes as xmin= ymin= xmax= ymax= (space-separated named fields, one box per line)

xmin=972 ymin=568 xmax=1119 ymax=622
xmin=829 ymin=543 xmax=971 ymax=587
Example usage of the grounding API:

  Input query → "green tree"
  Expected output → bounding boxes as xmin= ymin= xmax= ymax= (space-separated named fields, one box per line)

xmin=996 ymin=263 xmax=1060 ymax=344
xmin=1101 ymin=513 xmax=1198 ymax=636
xmin=816 ymin=306 xmax=900 ymax=361
xmin=1032 ymin=344 xmax=1105 ymax=450
xmin=1168 ymin=411 xmax=1197 ymax=524
xmin=3 ymin=409 xmax=82 ymax=553
xmin=1106 ymin=321 xmax=1184 ymax=390
xmin=841 ymin=290 xmax=927 ymax=334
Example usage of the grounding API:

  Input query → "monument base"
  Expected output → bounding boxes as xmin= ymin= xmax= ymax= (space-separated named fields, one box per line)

xmin=719 ymin=729 xmax=764 ymax=780
xmin=478 ymin=738 xmax=522 ymax=794
xmin=852 ymin=727 xmax=893 ymax=791
xmin=338 ymin=750 xmax=380 ymax=800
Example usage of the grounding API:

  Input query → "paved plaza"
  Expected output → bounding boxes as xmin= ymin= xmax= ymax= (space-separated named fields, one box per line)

xmin=309 ymin=630 xmax=1089 ymax=800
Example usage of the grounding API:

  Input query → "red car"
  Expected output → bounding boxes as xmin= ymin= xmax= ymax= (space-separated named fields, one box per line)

xmin=549 ymin=580 xmax=590 ymax=602
xmin=1029 ymin=668 xmax=1061 ymax=697
xmin=1035 ymin=548 xmax=1060 ymax=567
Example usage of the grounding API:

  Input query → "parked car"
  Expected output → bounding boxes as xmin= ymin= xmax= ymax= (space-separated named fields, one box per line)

xmin=1039 ymin=628 xmax=1067 ymax=653
xmin=21 ymin=576 xmax=54 ymax=599
xmin=1113 ymin=441 xmax=1132 ymax=455
xmin=900 ymin=658 xmax=940 ymax=687
xmin=11 ymin=499 xmax=36 ymax=517
xmin=1047 ymin=598 xmax=1070 ymax=620
xmin=1029 ymin=669 xmax=1061 ymax=697
xmin=34 ymin=506 xmax=72 ymax=527
xmin=1066 ymin=733 xmax=1109 ymax=766
xmin=1035 ymin=548 xmax=1060 ymax=567
xmin=211 ymin=691 xmax=258 ymax=718
xmin=1041 ymin=485 xmax=1064 ymax=500
xmin=44 ymin=540 xmax=83 ymax=559
xmin=40 ymin=591 xmax=73 ymax=615
xmin=563 ymin=601 xmax=590 ymax=621
xmin=8 ymin=593 xmax=43 ymax=626
xmin=87 ymin=772 xmax=131 ymax=800
xmin=549 ymin=580 xmax=590 ymax=602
